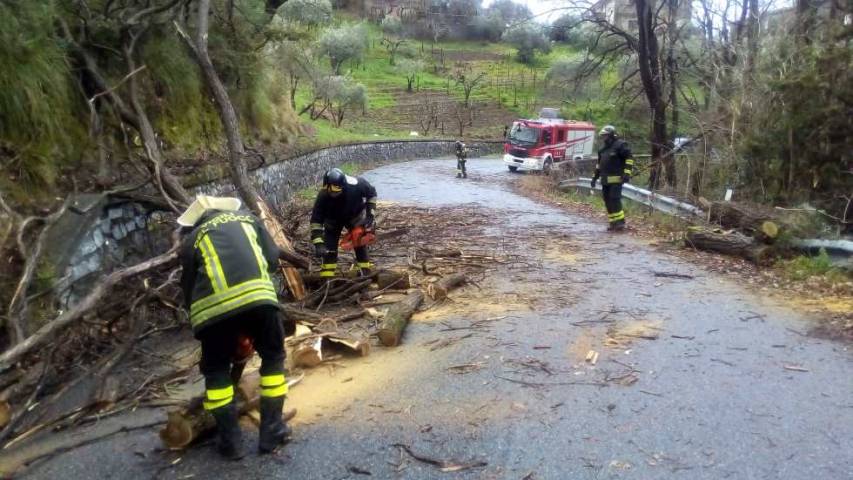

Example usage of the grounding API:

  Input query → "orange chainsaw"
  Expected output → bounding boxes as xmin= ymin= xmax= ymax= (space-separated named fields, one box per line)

xmin=339 ymin=225 xmax=376 ymax=251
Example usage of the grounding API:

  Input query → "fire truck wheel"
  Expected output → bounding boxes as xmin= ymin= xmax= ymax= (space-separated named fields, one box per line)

xmin=508 ymin=166 xmax=518 ymax=173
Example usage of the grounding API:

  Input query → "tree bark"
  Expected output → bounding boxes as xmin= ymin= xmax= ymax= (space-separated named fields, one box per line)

xmin=427 ymin=273 xmax=467 ymax=301
xmin=377 ymin=290 xmax=424 ymax=347
xmin=685 ymin=228 xmax=774 ymax=264
xmin=176 ymin=0 xmax=306 ymax=299
xmin=708 ymin=201 xmax=781 ymax=243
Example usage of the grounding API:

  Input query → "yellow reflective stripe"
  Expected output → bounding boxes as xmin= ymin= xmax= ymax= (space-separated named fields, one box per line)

xmin=240 ymin=223 xmax=269 ymax=281
xmin=200 ymin=235 xmax=227 ymax=293
xmin=312 ymin=237 xmax=325 ymax=244
xmin=206 ymin=385 xmax=234 ymax=401
xmin=321 ymin=263 xmax=337 ymax=270
xmin=191 ymin=289 xmax=279 ymax=327
xmin=261 ymin=384 xmax=288 ymax=397
xmin=357 ymin=262 xmax=372 ymax=268
xmin=191 ymin=279 xmax=275 ymax=313
xmin=203 ymin=397 xmax=232 ymax=410
xmin=310 ymin=223 xmax=323 ymax=229
xmin=625 ymin=158 xmax=635 ymax=165
xmin=366 ymin=198 xmax=377 ymax=204
xmin=624 ymin=169 xmax=632 ymax=174
xmin=261 ymin=374 xmax=285 ymax=387
xmin=319 ymin=271 xmax=335 ymax=277
xmin=606 ymin=176 xmax=623 ymax=183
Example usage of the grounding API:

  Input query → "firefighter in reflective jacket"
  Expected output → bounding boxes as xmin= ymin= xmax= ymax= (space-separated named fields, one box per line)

xmin=591 ymin=125 xmax=635 ymax=231
xmin=178 ymin=196 xmax=290 ymax=459
xmin=455 ymin=140 xmax=468 ymax=178
xmin=310 ymin=168 xmax=377 ymax=277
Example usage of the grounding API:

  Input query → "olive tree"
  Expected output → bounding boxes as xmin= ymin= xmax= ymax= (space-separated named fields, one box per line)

xmin=502 ymin=24 xmax=551 ymax=64
xmin=312 ymin=75 xmax=367 ymax=126
xmin=280 ymin=0 xmax=332 ymax=28
xmin=317 ymin=23 xmax=368 ymax=74
xmin=395 ymin=58 xmax=425 ymax=92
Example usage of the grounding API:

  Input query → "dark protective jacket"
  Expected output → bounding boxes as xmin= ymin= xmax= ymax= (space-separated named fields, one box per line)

xmin=180 ymin=210 xmax=280 ymax=336
xmin=310 ymin=175 xmax=377 ymax=240
xmin=595 ymin=138 xmax=635 ymax=185
xmin=455 ymin=143 xmax=468 ymax=160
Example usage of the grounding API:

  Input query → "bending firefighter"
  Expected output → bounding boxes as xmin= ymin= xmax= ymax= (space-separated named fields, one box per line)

xmin=178 ymin=196 xmax=290 ymax=459
xmin=311 ymin=168 xmax=378 ymax=278
xmin=455 ymin=140 xmax=468 ymax=178
xmin=591 ymin=125 xmax=635 ymax=231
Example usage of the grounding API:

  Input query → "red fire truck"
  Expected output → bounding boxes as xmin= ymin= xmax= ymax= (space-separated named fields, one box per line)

xmin=503 ymin=110 xmax=596 ymax=173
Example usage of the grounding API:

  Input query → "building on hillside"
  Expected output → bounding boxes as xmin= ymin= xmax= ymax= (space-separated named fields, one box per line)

xmin=362 ymin=0 xmax=429 ymax=21
xmin=588 ymin=0 xmax=692 ymax=33
xmin=732 ymin=1 xmax=853 ymax=37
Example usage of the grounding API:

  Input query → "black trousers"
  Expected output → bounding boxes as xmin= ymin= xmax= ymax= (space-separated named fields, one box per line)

xmin=602 ymin=183 xmax=625 ymax=225
xmin=456 ymin=158 xmax=467 ymax=177
xmin=322 ymin=223 xmax=370 ymax=275
xmin=199 ymin=305 xmax=285 ymax=392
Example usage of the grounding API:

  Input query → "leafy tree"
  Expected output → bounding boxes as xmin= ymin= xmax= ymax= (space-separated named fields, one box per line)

xmin=502 ymin=24 xmax=551 ymax=64
xmin=380 ymin=16 xmax=406 ymax=65
xmin=280 ymin=0 xmax=332 ymax=28
xmin=312 ymin=76 xmax=367 ymax=126
xmin=470 ymin=13 xmax=505 ymax=42
xmin=550 ymin=14 xmax=583 ymax=45
xmin=395 ymin=58 xmax=425 ymax=92
xmin=485 ymin=0 xmax=532 ymax=25
xmin=317 ymin=23 xmax=368 ymax=74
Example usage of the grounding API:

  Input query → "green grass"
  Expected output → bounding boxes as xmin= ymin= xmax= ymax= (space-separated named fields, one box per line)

xmin=778 ymin=249 xmax=848 ymax=282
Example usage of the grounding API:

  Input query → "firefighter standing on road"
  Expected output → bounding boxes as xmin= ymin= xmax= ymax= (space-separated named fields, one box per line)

xmin=591 ymin=125 xmax=635 ymax=231
xmin=311 ymin=168 xmax=377 ymax=278
xmin=178 ymin=196 xmax=290 ymax=460
xmin=455 ymin=140 xmax=468 ymax=178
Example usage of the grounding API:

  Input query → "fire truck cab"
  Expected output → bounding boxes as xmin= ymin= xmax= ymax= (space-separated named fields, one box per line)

xmin=503 ymin=110 xmax=596 ymax=174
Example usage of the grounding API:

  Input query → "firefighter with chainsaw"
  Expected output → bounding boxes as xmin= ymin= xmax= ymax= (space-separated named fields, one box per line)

xmin=178 ymin=196 xmax=290 ymax=459
xmin=455 ymin=140 xmax=468 ymax=178
xmin=311 ymin=168 xmax=378 ymax=278
xmin=591 ymin=125 xmax=635 ymax=231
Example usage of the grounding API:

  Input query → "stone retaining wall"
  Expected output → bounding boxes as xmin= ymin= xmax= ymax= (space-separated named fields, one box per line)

xmin=50 ymin=140 xmax=503 ymax=308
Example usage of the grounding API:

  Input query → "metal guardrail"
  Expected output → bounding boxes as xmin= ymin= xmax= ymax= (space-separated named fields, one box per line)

xmin=559 ymin=177 xmax=705 ymax=219
xmin=557 ymin=177 xmax=853 ymax=259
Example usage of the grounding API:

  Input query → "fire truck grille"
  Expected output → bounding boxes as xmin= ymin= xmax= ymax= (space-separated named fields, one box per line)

xmin=510 ymin=148 xmax=529 ymax=158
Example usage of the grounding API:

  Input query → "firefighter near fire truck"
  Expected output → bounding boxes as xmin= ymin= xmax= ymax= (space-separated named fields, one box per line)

xmin=591 ymin=125 xmax=635 ymax=231
xmin=177 ymin=196 xmax=291 ymax=459
xmin=455 ymin=140 xmax=468 ymax=178
xmin=311 ymin=168 xmax=378 ymax=278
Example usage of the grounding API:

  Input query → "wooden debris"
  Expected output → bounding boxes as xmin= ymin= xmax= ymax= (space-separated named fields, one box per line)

xmin=685 ymin=228 xmax=774 ymax=265
xmin=327 ymin=333 xmax=371 ymax=357
xmin=378 ymin=291 xmax=424 ymax=347
xmin=427 ymin=273 xmax=467 ymax=301
xmin=783 ymin=364 xmax=809 ymax=372
xmin=392 ymin=443 xmax=487 ymax=473
xmin=256 ymin=198 xmax=307 ymax=300
xmin=708 ymin=201 xmax=782 ymax=243
xmin=293 ymin=337 xmax=324 ymax=368
xmin=376 ymin=270 xmax=413 ymax=290
xmin=585 ymin=350 xmax=599 ymax=365
xmin=0 ymin=400 xmax=9 ymax=429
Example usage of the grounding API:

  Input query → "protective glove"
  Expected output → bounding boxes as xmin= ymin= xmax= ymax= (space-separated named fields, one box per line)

xmin=314 ymin=243 xmax=326 ymax=258
xmin=590 ymin=177 xmax=598 ymax=189
xmin=622 ymin=174 xmax=631 ymax=184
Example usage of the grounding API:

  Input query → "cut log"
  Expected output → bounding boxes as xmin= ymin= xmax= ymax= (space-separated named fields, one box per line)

xmin=292 ymin=336 xmax=323 ymax=368
xmin=708 ymin=201 xmax=781 ymax=243
xmin=327 ymin=333 xmax=371 ymax=357
xmin=256 ymin=199 xmax=307 ymax=300
xmin=91 ymin=376 xmax=120 ymax=411
xmin=376 ymin=270 xmax=413 ymax=290
xmin=377 ymin=290 xmax=424 ymax=347
xmin=685 ymin=228 xmax=774 ymax=265
xmin=427 ymin=273 xmax=468 ymax=301
xmin=159 ymin=371 xmax=263 ymax=450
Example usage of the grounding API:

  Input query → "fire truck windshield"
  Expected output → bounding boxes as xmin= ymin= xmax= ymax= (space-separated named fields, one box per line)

xmin=508 ymin=124 xmax=539 ymax=146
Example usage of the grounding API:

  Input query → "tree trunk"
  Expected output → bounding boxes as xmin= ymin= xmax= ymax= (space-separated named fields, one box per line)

xmin=377 ymin=290 xmax=424 ymax=347
xmin=685 ymin=228 xmax=774 ymax=264
xmin=708 ymin=201 xmax=782 ymax=243
xmin=426 ymin=273 xmax=467 ymax=301
xmin=376 ymin=270 xmax=412 ymax=290
xmin=177 ymin=0 xmax=306 ymax=299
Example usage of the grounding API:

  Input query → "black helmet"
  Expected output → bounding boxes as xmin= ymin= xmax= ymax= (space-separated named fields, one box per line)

xmin=323 ymin=168 xmax=346 ymax=193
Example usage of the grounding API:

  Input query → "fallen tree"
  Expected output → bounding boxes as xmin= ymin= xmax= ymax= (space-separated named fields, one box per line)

xmin=427 ymin=273 xmax=467 ymax=301
xmin=377 ymin=290 xmax=424 ymax=347
xmin=707 ymin=201 xmax=782 ymax=243
xmin=685 ymin=228 xmax=774 ymax=265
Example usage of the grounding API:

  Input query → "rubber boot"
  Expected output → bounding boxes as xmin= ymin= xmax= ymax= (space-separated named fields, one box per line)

xmin=612 ymin=220 xmax=626 ymax=232
xmin=258 ymin=396 xmax=292 ymax=454
xmin=210 ymin=403 xmax=245 ymax=460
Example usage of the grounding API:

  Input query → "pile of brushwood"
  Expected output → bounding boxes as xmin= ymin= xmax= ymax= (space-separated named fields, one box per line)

xmin=0 ymin=199 xmax=503 ymax=475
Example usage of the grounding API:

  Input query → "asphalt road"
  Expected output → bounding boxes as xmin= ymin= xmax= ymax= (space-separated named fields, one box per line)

xmin=21 ymin=158 xmax=853 ymax=479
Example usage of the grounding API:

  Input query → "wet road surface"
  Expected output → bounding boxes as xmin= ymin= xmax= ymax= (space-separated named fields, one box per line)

xmin=23 ymin=158 xmax=853 ymax=479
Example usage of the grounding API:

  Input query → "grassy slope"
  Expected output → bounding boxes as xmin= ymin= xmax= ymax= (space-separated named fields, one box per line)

xmin=293 ymin=20 xmax=583 ymax=145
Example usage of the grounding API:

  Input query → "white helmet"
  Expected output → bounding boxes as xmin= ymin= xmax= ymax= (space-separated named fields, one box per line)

xmin=599 ymin=125 xmax=616 ymax=136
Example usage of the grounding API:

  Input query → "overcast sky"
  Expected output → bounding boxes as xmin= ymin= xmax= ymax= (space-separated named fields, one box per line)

xmin=480 ymin=0 xmax=572 ymax=24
